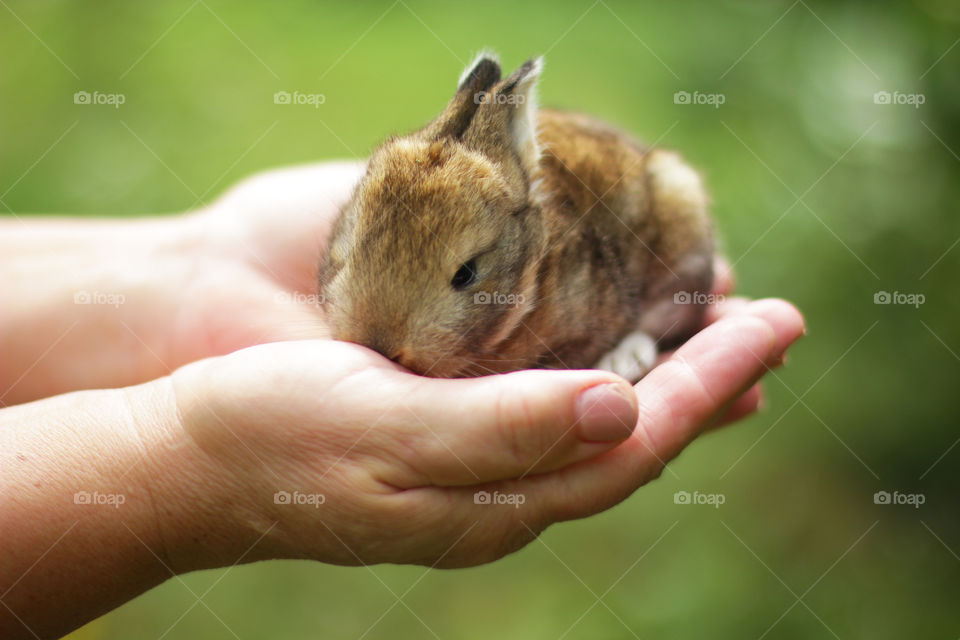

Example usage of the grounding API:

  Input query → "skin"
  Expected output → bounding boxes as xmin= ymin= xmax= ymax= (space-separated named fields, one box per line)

xmin=0 ymin=160 xmax=804 ymax=639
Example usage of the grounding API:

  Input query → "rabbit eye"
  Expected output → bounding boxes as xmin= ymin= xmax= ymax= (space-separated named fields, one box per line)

xmin=451 ymin=258 xmax=479 ymax=290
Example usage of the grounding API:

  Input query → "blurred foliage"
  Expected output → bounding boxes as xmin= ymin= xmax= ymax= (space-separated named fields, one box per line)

xmin=2 ymin=0 xmax=959 ymax=638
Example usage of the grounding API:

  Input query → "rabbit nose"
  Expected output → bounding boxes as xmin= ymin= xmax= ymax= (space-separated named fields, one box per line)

xmin=389 ymin=347 xmax=410 ymax=366
xmin=357 ymin=329 xmax=397 ymax=360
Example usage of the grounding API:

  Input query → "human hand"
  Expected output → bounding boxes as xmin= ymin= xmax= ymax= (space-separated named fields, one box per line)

xmin=151 ymin=295 xmax=802 ymax=571
xmin=0 ymin=290 xmax=799 ymax=640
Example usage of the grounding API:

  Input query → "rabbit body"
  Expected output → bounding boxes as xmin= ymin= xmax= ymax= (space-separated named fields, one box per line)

xmin=319 ymin=55 xmax=713 ymax=380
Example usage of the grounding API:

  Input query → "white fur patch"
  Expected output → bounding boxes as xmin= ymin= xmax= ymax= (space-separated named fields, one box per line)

xmin=647 ymin=150 xmax=707 ymax=210
xmin=594 ymin=331 xmax=658 ymax=382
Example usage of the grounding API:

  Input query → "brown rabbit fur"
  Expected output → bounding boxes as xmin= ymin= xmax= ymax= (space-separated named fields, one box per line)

xmin=319 ymin=53 xmax=714 ymax=380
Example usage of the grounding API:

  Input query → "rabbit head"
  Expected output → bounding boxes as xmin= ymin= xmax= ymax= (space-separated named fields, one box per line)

xmin=319 ymin=54 xmax=548 ymax=376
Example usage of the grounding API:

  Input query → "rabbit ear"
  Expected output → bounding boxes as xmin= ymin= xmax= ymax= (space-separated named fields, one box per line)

xmin=420 ymin=53 xmax=501 ymax=140
xmin=462 ymin=57 xmax=543 ymax=178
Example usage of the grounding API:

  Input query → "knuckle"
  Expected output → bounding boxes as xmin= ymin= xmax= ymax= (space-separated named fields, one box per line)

xmin=673 ymin=354 xmax=719 ymax=408
xmin=633 ymin=399 xmax=665 ymax=460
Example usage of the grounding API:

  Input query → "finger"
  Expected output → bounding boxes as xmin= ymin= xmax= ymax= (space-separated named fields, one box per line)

xmin=654 ymin=356 xmax=765 ymax=428
xmin=656 ymin=297 xmax=752 ymax=366
xmin=711 ymin=298 xmax=805 ymax=361
xmin=520 ymin=298 xmax=804 ymax=523
xmin=372 ymin=369 xmax=640 ymax=488
xmin=710 ymin=383 xmax=763 ymax=429
xmin=703 ymin=295 xmax=752 ymax=326
xmin=659 ymin=294 xmax=758 ymax=362
xmin=634 ymin=314 xmax=777 ymax=462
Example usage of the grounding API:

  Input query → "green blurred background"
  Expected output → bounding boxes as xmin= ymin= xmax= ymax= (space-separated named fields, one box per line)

xmin=2 ymin=0 xmax=958 ymax=637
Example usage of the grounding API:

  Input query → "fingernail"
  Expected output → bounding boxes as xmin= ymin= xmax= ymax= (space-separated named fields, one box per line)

xmin=576 ymin=382 xmax=637 ymax=442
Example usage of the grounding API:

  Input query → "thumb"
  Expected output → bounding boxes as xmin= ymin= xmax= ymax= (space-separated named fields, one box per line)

xmin=375 ymin=369 xmax=639 ymax=488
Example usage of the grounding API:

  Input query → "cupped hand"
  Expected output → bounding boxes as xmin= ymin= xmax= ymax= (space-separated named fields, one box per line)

xmin=155 ymin=295 xmax=803 ymax=571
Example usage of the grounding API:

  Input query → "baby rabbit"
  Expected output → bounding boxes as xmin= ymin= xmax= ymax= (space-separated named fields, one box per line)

xmin=319 ymin=53 xmax=714 ymax=381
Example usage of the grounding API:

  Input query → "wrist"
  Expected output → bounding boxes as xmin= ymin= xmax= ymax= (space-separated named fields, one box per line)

xmin=125 ymin=370 xmax=280 ymax=573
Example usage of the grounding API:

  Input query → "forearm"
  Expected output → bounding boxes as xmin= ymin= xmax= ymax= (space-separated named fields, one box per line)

xmin=0 ymin=376 xmax=236 ymax=639
xmin=0 ymin=215 xmax=202 ymax=404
